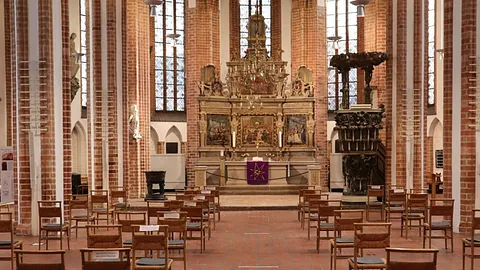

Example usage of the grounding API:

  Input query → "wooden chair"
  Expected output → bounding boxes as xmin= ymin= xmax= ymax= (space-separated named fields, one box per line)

xmin=385 ymin=189 xmax=406 ymax=222
xmin=301 ymin=192 xmax=326 ymax=229
xmin=80 ymin=248 xmax=131 ymax=270
xmin=185 ymin=185 xmax=201 ymax=191
xmin=385 ymin=248 xmax=439 ymax=270
xmin=193 ymin=198 xmax=212 ymax=240
xmin=196 ymin=193 xmax=216 ymax=230
xmin=158 ymin=211 xmax=188 ymax=269
xmin=86 ymin=225 xmax=123 ymax=248
xmin=347 ymin=222 xmax=391 ymax=270
xmin=181 ymin=204 xmax=207 ymax=253
xmin=91 ymin=190 xmax=114 ymax=225
xmin=69 ymin=195 xmax=96 ymax=238
xmin=401 ymin=193 xmax=428 ymax=238
xmin=131 ymin=224 xmax=173 ymax=270
xmin=423 ymin=199 xmax=454 ymax=251
xmin=366 ymin=185 xmax=385 ymax=221
xmin=147 ymin=201 xmax=169 ymax=224
xmin=0 ymin=212 xmax=23 ymax=270
xmin=306 ymin=194 xmax=330 ymax=239
xmin=38 ymin=201 xmax=70 ymax=250
xmin=330 ymin=210 xmax=364 ymax=270
xmin=116 ymin=211 xmax=147 ymax=247
xmin=462 ymin=209 xmax=480 ymax=270
xmin=15 ymin=250 xmax=66 ymax=270
xmin=298 ymin=189 xmax=316 ymax=221
xmin=111 ymin=187 xmax=129 ymax=214
xmin=202 ymin=189 xmax=221 ymax=222
xmin=166 ymin=200 xmax=184 ymax=211
xmin=316 ymin=200 xmax=342 ymax=252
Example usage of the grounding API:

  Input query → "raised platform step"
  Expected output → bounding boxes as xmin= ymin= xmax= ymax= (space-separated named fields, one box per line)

xmin=219 ymin=185 xmax=310 ymax=195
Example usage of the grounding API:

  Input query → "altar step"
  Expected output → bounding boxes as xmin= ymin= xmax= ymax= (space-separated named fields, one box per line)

xmin=219 ymin=185 xmax=309 ymax=195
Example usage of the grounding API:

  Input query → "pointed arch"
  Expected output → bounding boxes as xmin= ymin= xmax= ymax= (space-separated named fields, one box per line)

xmin=72 ymin=121 xmax=87 ymax=175
xmin=150 ymin=126 xmax=159 ymax=155
xmin=428 ymin=117 xmax=441 ymax=137
xmin=165 ymin=125 xmax=182 ymax=143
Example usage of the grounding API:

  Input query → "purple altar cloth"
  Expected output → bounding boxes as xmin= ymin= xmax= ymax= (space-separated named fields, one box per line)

xmin=247 ymin=161 xmax=269 ymax=185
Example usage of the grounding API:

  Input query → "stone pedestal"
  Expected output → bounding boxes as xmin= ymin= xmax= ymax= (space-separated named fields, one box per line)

xmin=307 ymin=165 xmax=322 ymax=186
xmin=195 ymin=166 xmax=207 ymax=187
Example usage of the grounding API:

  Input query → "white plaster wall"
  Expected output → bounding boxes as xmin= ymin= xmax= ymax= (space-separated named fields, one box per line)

xmin=150 ymin=122 xmax=187 ymax=142
xmin=69 ymin=0 xmax=83 ymax=128
xmin=327 ymin=120 xmax=336 ymax=141
xmin=0 ymin=0 xmax=6 ymax=147
xmin=71 ymin=121 xmax=87 ymax=175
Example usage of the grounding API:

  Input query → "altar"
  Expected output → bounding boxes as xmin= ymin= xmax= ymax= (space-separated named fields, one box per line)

xmin=225 ymin=161 xmax=288 ymax=185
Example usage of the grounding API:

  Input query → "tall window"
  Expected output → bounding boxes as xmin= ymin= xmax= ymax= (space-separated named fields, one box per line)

xmin=427 ymin=0 xmax=435 ymax=106
xmin=240 ymin=0 xmax=271 ymax=57
xmin=80 ymin=0 xmax=87 ymax=107
xmin=154 ymin=1 xmax=185 ymax=111
xmin=326 ymin=0 xmax=357 ymax=111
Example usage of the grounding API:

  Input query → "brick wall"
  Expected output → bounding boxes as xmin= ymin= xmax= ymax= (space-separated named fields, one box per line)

xmin=4 ymin=0 xmax=11 ymax=146
xmin=271 ymin=0 xmax=281 ymax=57
xmin=229 ymin=0 xmax=239 ymax=58
xmin=185 ymin=0 xmax=220 ymax=185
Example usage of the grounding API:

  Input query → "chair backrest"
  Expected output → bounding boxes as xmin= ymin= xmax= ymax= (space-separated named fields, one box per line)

xmin=299 ymin=189 xmax=317 ymax=203
xmin=38 ymin=201 xmax=63 ymax=219
xmin=110 ymin=187 xmax=127 ymax=203
xmin=80 ymin=248 xmax=131 ymax=270
xmin=166 ymin=200 xmax=184 ymax=210
xmin=304 ymin=193 xmax=329 ymax=205
xmin=0 ymin=212 xmax=13 ymax=234
xmin=176 ymin=194 xmax=195 ymax=201
xmin=407 ymin=193 xmax=428 ymax=212
xmin=116 ymin=211 xmax=147 ymax=232
xmin=354 ymin=223 xmax=391 ymax=250
xmin=429 ymin=199 xmax=454 ymax=220
xmin=69 ymin=197 xmax=89 ymax=211
xmin=317 ymin=200 xmax=342 ymax=218
xmin=91 ymin=190 xmax=109 ymax=209
xmin=157 ymin=211 xmax=187 ymax=234
xmin=86 ymin=225 xmax=123 ymax=248
xmin=146 ymin=201 xmax=169 ymax=224
xmin=367 ymin=185 xmax=385 ymax=198
xmin=333 ymin=210 xmax=364 ymax=233
xmin=15 ymin=250 xmax=66 ymax=270
xmin=180 ymin=205 xmax=203 ymax=219
xmin=386 ymin=248 xmax=439 ymax=270
xmin=409 ymin=188 xmax=429 ymax=194
xmin=131 ymin=224 xmax=169 ymax=255
xmin=387 ymin=190 xmax=406 ymax=205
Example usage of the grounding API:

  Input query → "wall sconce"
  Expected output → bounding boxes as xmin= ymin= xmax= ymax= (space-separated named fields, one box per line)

xmin=350 ymin=0 xmax=372 ymax=17
xmin=436 ymin=49 xmax=445 ymax=60
xmin=167 ymin=33 xmax=181 ymax=48
xmin=327 ymin=36 xmax=342 ymax=50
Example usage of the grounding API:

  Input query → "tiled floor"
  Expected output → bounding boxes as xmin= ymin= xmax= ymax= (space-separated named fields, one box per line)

xmin=1 ymin=210 xmax=479 ymax=269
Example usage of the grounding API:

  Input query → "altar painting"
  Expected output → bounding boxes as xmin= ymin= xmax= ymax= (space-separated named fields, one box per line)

xmin=206 ymin=115 xmax=230 ymax=146
xmin=286 ymin=115 xmax=307 ymax=145
xmin=241 ymin=116 xmax=274 ymax=146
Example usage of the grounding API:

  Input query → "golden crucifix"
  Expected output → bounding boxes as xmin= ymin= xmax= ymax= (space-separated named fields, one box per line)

xmin=254 ymin=139 xmax=262 ymax=158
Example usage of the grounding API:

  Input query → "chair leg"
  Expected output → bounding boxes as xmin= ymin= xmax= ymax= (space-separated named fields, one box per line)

xmin=38 ymin=230 xmax=41 ymax=250
xmin=451 ymin=228 xmax=454 ymax=252
xmin=444 ymin=229 xmax=448 ymax=249
xmin=423 ymin=228 xmax=426 ymax=248
xmin=67 ymin=227 xmax=70 ymax=250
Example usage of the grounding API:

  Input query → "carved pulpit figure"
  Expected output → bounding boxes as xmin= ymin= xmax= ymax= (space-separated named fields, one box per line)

xmin=70 ymin=33 xmax=80 ymax=101
xmin=129 ymin=105 xmax=142 ymax=141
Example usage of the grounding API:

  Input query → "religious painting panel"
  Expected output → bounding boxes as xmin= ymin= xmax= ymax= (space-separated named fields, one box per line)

xmin=206 ymin=114 xmax=230 ymax=146
xmin=286 ymin=115 xmax=307 ymax=145
xmin=241 ymin=116 xmax=274 ymax=146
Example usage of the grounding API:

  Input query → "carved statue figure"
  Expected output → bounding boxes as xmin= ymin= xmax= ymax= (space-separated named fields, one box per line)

xmin=231 ymin=114 xmax=239 ymax=133
xmin=70 ymin=33 xmax=80 ymax=101
xmin=275 ymin=113 xmax=284 ymax=133
xmin=306 ymin=114 xmax=315 ymax=134
xmin=129 ymin=105 xmax=142 ymax=140
xmin=292 ymin=66 xmax=314 ymax=97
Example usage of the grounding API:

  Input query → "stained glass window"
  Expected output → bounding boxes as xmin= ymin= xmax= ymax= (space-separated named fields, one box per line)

xmin=326 ymin=0 xmax=358 ymax=111
xmin=80 ymin=0 xmax=87 ymax=107
xmin=427 ymin=0 xmax=435 ymax=106
xmin=154 ymin=0 xmax=185 ymax=111
xmin=240 ymin=0 xmax=271 ymax=57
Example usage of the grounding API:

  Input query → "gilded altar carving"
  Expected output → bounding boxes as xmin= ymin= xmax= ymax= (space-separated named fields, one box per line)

xmin=206 ymin=115 xmax=230 ymax=146
xmin=198 ymin=64 xmax=225 ymax=97
xmin=231 ymin=113 xmax=239 ymax=134
xmin=286 ymin=115 xmax=307 ymax=145
xmin=241 ymin=116 xmax=274 ymax=146
xmin=292 ymin=66 xmax=314 ymax=97
xmin=275 ymin=113 xmax=284 ymax=133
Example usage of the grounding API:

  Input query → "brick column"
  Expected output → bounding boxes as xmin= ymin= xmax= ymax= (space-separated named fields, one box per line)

xmin=229 ymin=0 xmax=239 ymax=58
xmin=356 ymin=15 xmax=365 ymax=104
xmin=11 ymin=0 xmax=72 ymax=235
xmin=271 ymin=0 xmax=281 ymax=56
xmin=291 ymin=0 xmax=328 ymax=188
xmin=185 ymin=0 xmax=220 ymax=185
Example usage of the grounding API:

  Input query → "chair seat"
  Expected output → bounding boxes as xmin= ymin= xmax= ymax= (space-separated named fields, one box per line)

xmin=387 ymin=207 xmax=404 ymax=211
xmin=411 ymin=207 xmax=426 ymax=211
xmin=0 ymin=240 xmax=20 ymax=246
xmin=136 ymin=258 xmax=172 ymax=266
xmin=425 ymin=221 xmax=451 ymax=228
xmin=113 ymin=202 xmax=127 ymax=207
xmin=367 ymin=201 xmax=383 ymax=206
xmin=123 ymin=239 xmax=132 ymax=245
xmin=187 ymin=222 xmax=201 ymax=228
xmin=72 ymin=215 xmax=94 ymax=220
xmin=319 ymin=222 xmax=334 ymax=228
xmin=335 ymin=237 xmax=354 ymax=243
xmin=168 ymin=240 xmax=185 ymax=246
xmin=463 ymin=238 xmax=480 ymax=246
xmin=93 ymin=208 xmax=113 ymax=212
xmin=42 ymin=223 xmax=69 ymax=229
xmin=402 ymin=213 xmax=423 ymax=217
xmin=349 ymin=256 xmax=385 ymax=265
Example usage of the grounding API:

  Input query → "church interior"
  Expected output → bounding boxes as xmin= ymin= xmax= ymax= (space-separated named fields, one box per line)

xmin=0 ymin=0 xmax=478 ymax=269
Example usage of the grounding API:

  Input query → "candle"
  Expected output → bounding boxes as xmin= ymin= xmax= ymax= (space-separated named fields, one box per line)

xmin=232 ymin=131 xmax=236 ymax=148
xmin=220 ymin=150 xmax=224 ymax=157
xmin=279 ymin=131 xmax=283 ymax=147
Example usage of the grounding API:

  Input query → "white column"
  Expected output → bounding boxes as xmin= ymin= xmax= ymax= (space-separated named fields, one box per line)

xmin=88 ymin=0 xmax=96 ymax=190
xmin=475 ymin=0 xmax=480 ymax=209
xmin=27 ymin=0 xmax=42 ymax=236
xmin=219 ymin=0 xmax=229 ymax=82
xmin=452 ymin=0 xmax=462 ymax=232
xmin=420 ymin=0 xmax=426 ymax=189
xmin=391 ymin=0 xmax=398 ymax=185
xmin=101 ymin=0 xmax=109 ymax=190
xmin=116 ymin=0 xmax=124 ymax=187
xmin=282 ymin=0 xmax=292 ymax=84
xmin=52 ymin=0 xmax=64 ymax=212
xmin=0 ymin=0 xmax=6 ymax=147
xmin=405 ymin=0 xmax=415 ymax=190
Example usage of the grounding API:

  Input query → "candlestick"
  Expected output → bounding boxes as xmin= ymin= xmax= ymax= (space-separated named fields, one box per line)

xmin=279 ymin=131 xmax=283 ymax=147
xmin=232 ymin=131 xmax=236 ymax=148
xmin=220 ymin=150 xmax=224 ymax=157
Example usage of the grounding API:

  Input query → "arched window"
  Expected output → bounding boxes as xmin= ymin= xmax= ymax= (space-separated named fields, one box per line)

xmin=80 ymin=0 xmax=87 ymax=108
xmin=427 ymin=0 xmax=435 ymax=106
xmin=154 ymin=1 xmax=185 ymax=112
xmin=240 ymin=0 xmax=271 ymax=57
xmin=326 ymin=0 xmax=357 ymax=111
